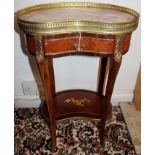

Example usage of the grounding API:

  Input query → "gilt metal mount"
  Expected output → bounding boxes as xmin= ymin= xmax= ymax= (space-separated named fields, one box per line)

xmin=114 ymin=35 xmax=125 ymax=63
xmin=35 ymin=36 xmax=45 ymax=63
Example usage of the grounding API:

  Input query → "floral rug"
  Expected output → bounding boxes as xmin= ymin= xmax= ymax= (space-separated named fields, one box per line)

xmin=14 ymin=106 xmax=136 ymax=155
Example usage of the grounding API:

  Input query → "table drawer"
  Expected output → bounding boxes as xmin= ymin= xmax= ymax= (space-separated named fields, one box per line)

xmin=44 ymin=36 xmax=115 ymax=56
xmin=26 ymin=33 xmax=131 ymax=57
xmin=44 ymin=37 xmax=79 ymax=55
xmin=79 ymin=38 xmax=114 ymax=54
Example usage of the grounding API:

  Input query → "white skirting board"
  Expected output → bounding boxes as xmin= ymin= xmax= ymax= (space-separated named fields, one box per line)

xmin=14 ymin=92 xmax=133 ymax=108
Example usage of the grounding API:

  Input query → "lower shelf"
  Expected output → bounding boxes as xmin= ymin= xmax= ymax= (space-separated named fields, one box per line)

xmin=40 ymin=89 xmax=112 ymax=122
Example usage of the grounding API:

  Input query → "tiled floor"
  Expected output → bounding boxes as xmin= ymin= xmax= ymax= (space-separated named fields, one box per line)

xmin=120 ymin=103 xmax=141 ymax=154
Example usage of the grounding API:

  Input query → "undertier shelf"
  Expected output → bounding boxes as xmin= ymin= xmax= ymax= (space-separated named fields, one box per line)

xmin=41 ymin=89 xmax=112 ymax=122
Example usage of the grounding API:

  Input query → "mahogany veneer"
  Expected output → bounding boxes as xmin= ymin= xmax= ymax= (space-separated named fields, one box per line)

xmin=26 ymin=33 xmax=131 ymax=57
xmin=41 ymin=90 xmax=112 ymax=121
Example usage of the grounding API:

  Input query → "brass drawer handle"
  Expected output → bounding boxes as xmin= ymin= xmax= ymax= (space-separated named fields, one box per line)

xmin=81 ymin=43 xmax=88 ymax=50
xmin=74 ymin=43 xmax=88 ymax=51
xmin=74 ymin=43 xmax=79 ymax=50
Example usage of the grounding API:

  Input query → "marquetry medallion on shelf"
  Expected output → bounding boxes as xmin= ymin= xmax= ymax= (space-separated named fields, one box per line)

xmin=64 ymin=97 xmax=90 ymax=107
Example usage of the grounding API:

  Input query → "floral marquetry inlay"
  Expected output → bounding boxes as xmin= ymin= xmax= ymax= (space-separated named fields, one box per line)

xmin=64 ymin=97 xmax=90 ymax=107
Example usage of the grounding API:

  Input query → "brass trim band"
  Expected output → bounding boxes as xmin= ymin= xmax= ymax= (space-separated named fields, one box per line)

xmin=16 ymin=2 xmax=139 ymax=35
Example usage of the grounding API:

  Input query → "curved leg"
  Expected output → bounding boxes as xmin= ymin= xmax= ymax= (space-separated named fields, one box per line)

xmin=37 ymin=59 xmax=57 ymax=152
xmin=35 ymin=36 xmax=57 ymax=152
xmin=97 ymin=57 xmax=107 ymax=147
xmin=104 ymin=34 xmax=125 ymax=113
xmin=100 ymin=35 xmax=125 ymax=147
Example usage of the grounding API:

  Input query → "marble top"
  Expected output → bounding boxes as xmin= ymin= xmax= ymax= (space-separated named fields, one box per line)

xmin=17 ymin=3 xmax=139 ymax=35
xmin=20 ymin=7 xmax=135 ymax=24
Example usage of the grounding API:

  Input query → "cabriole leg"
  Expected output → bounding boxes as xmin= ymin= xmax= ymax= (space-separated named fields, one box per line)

xmin=35 ymin=36 xmax=57 ymax=152
xmin=100 ymin=34 xmax=125 ymax=148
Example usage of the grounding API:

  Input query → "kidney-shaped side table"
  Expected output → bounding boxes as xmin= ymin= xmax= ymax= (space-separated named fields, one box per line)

xmin=16 ymin=2 xmax=139 ymax=152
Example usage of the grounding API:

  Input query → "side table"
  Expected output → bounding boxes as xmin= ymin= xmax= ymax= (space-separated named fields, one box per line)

xmin=16 ymin=2 xmax=139 ymax=152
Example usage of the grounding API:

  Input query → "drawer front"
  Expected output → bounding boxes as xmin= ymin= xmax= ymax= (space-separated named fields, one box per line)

xmin=44 ymin=37 xmax=79 ymax=55
xmin=44 ymin=37 xmax=115 ymax=56
xmin=79 ymin=38 xmax=114 ymax=54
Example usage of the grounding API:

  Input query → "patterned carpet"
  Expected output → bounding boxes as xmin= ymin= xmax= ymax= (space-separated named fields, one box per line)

xmin=14 ymin=106 xmax=136 ymax=155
